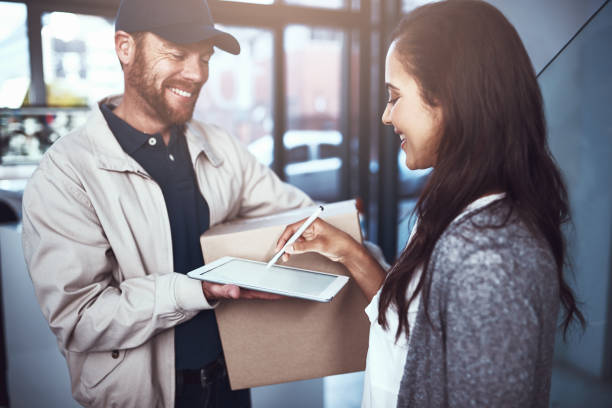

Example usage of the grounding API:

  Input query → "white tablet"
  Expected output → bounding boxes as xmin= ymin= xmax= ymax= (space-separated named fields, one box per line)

xmin=187 ymin=256 xmax=349 ymax=302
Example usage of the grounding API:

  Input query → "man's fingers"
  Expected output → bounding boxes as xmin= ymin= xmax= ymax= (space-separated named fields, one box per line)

xmin=223 ymin=285 xmax=240 ymax=299
xmin=202 ymin=282 xmax=241 ymax=301
xmin=204 ymin=282 xmax=286 ymax=301
xmin=238 ymin=288 xmax=285 ymax=300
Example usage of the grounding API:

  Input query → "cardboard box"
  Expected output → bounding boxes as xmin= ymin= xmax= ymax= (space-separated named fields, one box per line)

xmin=200 ymin=200 xmax=370 ymax=390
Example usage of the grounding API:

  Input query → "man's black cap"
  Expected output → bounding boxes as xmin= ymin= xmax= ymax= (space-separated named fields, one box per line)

xmin=115 ymin=0 xmax=240 ymax=55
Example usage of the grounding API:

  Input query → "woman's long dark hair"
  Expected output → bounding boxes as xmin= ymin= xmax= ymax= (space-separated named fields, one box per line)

xmin=378 ymin=0 xmax=585 ymax=340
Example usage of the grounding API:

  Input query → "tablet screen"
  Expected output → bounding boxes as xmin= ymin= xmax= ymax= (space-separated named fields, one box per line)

xmin=203 ymin=259 xmax=336 ymax=296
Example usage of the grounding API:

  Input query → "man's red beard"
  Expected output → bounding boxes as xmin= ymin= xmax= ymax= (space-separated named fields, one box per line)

xmin=127 ymin=48 xmax=203 ymax=126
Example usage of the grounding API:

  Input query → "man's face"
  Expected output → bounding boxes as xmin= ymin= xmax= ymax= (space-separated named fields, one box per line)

xmin=126 ymin=33 xmax=214 ymax=125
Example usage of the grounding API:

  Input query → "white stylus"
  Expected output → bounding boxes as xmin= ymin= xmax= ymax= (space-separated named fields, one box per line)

xmin=266 ymin=205 xmax=324 ymax=269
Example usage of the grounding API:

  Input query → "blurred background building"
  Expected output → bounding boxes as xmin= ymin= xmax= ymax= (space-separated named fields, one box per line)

xmin=0 ymin=0 xmax=610 ymax=407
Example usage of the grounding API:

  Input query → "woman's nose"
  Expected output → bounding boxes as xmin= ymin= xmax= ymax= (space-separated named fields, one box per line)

xmin=381 ymin=104 xmax=392 ymax=125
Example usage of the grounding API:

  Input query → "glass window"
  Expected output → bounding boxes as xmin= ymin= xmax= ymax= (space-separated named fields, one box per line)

xmin=0 ymin=109 xmax=89 ymax=175
xmin=347 ymin=29 xmax=360 ymax=199
xmin=284 ymin=25 xmax=345 ymax=202
xmin=0 ymin=2 xmax=30 ymax=108
xmin=395 ymin=0 xmax=439 ymax=252
xmin=398 ymin=150 xmax=431 ymax=197
xmin=220 ymin=0 xmax=274 ymax=3
xmin=41 ymin=12 xmax=123 ymax=106
xmin=397 ymin=197 xmax=418 ymax=255
xmin=396 ymin=143 xmax=431 ymax=253
xmin=367 ymin=30 xmax=381 ymax=237
xmin=284 ymin=0 xmax=346 ymax=10
xmin=402 ymin=0 xmax=440 ymax=14
xmin=286 ymin=145 xmax=309 ymax=163
xmin=195 ymin=26 xmax=274 ymax=167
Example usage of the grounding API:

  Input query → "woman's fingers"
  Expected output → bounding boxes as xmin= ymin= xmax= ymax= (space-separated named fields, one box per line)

xmin=286 ymin=238 xmax=322 ymax=255
xmin=275 ymin=218 xmax=313 ymax=251
xmin=274 ymin=218 xmax=322 ymax=265
xmin=274 ymin=218 xmax=353 ymax=263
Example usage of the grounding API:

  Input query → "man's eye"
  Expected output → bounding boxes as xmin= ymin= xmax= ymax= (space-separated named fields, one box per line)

xmin=171 ymin=53 xmax=184 ymax=60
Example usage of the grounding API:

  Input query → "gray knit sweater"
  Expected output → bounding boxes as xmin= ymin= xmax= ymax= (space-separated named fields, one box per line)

xmin=397 ymin=200 xmax=560 ymax=407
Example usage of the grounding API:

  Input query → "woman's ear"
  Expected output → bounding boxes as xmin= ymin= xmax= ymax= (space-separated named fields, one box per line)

xmin=115 ymin=30 xmax=136 ymax=67
xmin=433 ymin=104 xmax=443 ymax=128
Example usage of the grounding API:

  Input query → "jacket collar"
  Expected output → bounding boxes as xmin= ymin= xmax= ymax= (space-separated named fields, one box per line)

xmin=89 ymin=95 xmax=223 ymax=173
xmin=185 ymin=121 xmax=223 ymax=168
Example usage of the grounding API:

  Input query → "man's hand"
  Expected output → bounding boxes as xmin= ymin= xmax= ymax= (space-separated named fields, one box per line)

xmin=201 ymin=282 xmax=284 ymax=301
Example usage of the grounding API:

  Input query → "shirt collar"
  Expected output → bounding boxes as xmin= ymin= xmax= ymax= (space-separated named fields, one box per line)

xmin=100 ymin=103 xmax=181 ymax=155
xmin=90 ymin=95 xmax=223 ymax=171
xmin=452 ymin=193 xmax=507 ymax=225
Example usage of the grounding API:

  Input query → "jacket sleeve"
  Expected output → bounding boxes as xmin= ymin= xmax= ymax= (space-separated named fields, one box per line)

xmin=21 ymin=152 xmax=215 ymax=353
xmin=443 ymin=247 xmax=541 ymax=407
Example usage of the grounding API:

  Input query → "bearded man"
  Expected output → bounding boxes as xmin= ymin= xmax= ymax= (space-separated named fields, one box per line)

xmin=21 ymin=0 xmax=312 ymax=407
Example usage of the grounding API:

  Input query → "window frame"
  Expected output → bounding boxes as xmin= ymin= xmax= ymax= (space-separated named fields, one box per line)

xmin=6 ymin=0 xmax=407 ymax=261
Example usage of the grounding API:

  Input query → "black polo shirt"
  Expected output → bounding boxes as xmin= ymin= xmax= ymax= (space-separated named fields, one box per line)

xmin=101 ymin=104 xmax=222 ymax=370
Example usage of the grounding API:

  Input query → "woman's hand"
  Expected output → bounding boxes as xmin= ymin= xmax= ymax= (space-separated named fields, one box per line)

xmin=274 ymin=218 xmax=358 ymax=264
xmin=276 ymin=217 xmax=386 ymax=301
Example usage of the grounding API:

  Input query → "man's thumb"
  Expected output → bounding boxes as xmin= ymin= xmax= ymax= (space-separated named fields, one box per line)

xmin=226 ymin=285 xmax=240 ymax=299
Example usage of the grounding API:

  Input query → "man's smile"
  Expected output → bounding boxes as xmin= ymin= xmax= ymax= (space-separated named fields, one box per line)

xmin=168 ymin=87 xmax=194 ymax=99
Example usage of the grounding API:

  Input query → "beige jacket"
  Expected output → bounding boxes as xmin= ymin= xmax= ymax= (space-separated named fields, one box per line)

xmin=21 ymin=96 xmax=312 ymax=407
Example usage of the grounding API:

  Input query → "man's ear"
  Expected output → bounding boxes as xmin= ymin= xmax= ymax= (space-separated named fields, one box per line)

xmin=115 ymin=30 xmax=137 ymax=67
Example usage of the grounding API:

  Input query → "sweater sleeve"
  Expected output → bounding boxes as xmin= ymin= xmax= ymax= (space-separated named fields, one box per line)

xmin=443 ymin=246 xmax=542 ymax=407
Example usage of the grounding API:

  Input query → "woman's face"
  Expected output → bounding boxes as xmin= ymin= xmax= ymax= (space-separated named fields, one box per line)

xmin=381 ymin=41 xmax=442 ymax=170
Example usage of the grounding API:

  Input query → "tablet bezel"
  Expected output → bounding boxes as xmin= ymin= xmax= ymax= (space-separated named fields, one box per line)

xmin=187 ymin=256 xmax=349 ymax=302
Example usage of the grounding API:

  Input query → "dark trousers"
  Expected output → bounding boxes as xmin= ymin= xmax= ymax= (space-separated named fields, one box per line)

xmin=175 ymin=356 xmax=251 ymax=408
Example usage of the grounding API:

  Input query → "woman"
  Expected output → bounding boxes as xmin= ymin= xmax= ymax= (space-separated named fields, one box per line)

xmin=276 ymin=1 xmax=584 ymax=407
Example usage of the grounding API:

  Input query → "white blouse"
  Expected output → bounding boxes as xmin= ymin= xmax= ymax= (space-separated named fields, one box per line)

xmin=361 ymin=193 xmax=506 ymax=408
